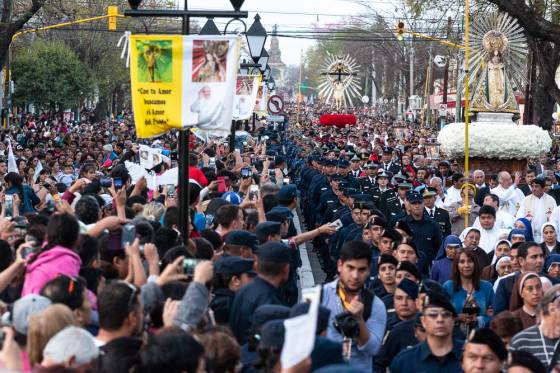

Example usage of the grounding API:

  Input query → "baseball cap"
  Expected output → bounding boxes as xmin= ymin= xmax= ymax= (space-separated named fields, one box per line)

xmin=12 ymin=294 xmax=52 ymax=334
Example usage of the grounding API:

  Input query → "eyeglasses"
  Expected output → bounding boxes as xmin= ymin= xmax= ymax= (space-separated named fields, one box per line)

xmin=424 ymin=310 xmax=453 ymax=320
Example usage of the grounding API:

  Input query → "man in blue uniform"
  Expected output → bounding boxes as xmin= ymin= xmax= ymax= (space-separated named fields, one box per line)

xmin=390 ymin=291 xmax=463 ymax=373
xmin=229 ymin=241 xmax=290 ymax=344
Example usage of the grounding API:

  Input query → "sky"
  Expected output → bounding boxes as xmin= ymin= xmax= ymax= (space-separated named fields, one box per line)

xmin=178 ymin=0 xmax=393 ymax=66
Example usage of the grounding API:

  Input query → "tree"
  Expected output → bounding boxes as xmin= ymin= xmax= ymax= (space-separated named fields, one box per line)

xmin=0 ymin=0 xmax=49 ymax=69
xmin=12 ymin=40 xmax=94 ymax=112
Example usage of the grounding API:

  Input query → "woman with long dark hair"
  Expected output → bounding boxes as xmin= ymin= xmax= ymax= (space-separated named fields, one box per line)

xmin=22 ymin=213 xmax=81 ymax=296
xmin=443 ymin=249 xmax=495 ymax=334
xmin=4 ymin=172 xmax=40 ymax=214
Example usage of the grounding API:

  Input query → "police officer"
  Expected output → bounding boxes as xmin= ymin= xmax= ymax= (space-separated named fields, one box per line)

xmin=397 ymin=191 xmax=442 ymax=275
xmin=385 ymin=278 xmax=419 ymax=332
xmin=422 ymin=187 xmax=452 ymax=238
xmin=210 ymin=256 xmax=255 ymax=324
xmin=229 ymin=241 xmax=291 ymax=344
xmin=382 ymin=182 xmax=411 ymax=223
xmin=390 ymin=291 xmax=463 ymax=373
xmin=380 ymin=146 xmax=401 ymax=175
xmin=371 ymin=170 xmax=391 ymax=209
xmin=358 ymin=161 xmax=379 ymax=194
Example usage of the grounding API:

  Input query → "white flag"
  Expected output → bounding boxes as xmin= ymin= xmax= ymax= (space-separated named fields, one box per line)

xmin=33 ymin=160 xmax=43 ymax=182
xmin=7 ymin=140 xmax=18 ymax=174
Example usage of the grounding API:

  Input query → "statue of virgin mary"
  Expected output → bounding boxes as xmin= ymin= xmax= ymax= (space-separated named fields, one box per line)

xmin=470 ymin=30 xmax=519 ymax=113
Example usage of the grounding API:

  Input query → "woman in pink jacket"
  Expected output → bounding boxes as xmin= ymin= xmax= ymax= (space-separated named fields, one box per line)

xmin=22 ymin=213 xmax=82 ymax=296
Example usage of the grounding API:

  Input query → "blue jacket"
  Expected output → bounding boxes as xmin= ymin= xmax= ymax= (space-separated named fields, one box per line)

xmin=5 ymin=185 xmax=40 ymax=214
xmin=390 ymin=339 xmax=464 ymax=373
xmin=443 ymin=279 xmax=494 ymax=327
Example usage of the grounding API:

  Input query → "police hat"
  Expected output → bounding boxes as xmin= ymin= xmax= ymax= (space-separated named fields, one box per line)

xmin=331 ymin=173 xmax=344 ymax=181
xmin=214 ymin=256 xmax=255 ymax=275
xmin=256 ymin=241 xmax=291 ymax=263
xmin=422 ymin=188 xmax=437 ymax=198
xmin=269 ymin=205 xmax=294 ymax=219
xmin=350 ymin=194 xmax=374 ymax=203
xmin=290 ymin=303 xmax=331 ymax=335
xmin=378 ymin=253 xmax=398 ymax=267
xmin=252 ymin=304 xmax=291 ymax=330
xmin=324 ymin=159 xmax=337 ymax=167
xmin=255 ymin=222 xmax=282 ymax=243
xmin=277 ymin=184 xmax=298 ymax=203
xmin=368 ymin=216 xmax=387 ymax=229
xmin=397 ymin=182 xmax=413 ymax=190
xmin=260 ymin=320 xmax=286 ymax=349
xmin=338 ymin=159 xmax=350 ymax=168
xmin=394 ymin=221 xmax=413 ymax=238
xmin=224 ymin=230 xmax=258 ymax=250
xmin=397 ymin=278 xmax=419 ymax=300
xmin=406 ymin=191 xmax=424 ymax=203
xmin=382 ymin=146 xmax=393 ymax=154
xmin=342 ymin=188 xmax=359 ymax=197
xmin=396 ymin=260 xmax=421 ymax=280
xmin=419 ymin=279 xmax=449 ymax=298
xmin=376 ymin=170 xmax=390 ymax=179
xmin=422 ymin=290 xmax=457 ymax=317
xmin=359 ymin=152 xmax=370 ymax=160
xmin=350 ymin=154 xmax=361 ymax=162
xmin=365 ymin=162 xmax=379 ymax=170
xmin=467 ymin=328 xmax=507 ymax=361
xmin=381 ymin=228 xmax=402 ymax=242
xmin=266 ymin=211 xmax=290 ymax=223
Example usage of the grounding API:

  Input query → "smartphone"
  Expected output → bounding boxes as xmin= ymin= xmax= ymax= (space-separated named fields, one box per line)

xmin=183 ymin=258 xmax=203 ymax=275
xmin=100 ymin=177 xmax=112 ymax=188
xmin=331 ymin=219 xmax=343 ymax=231
xmin=121 ymin=224 xmax=136 ymax=248
xmin=217 ymin=176 xmax=227 ymax=193
xmin=113 ymin=177 xmax=123 ymax=190
xmin=249 ymin=184 xmax=259 ymax=201
xmin=240 ymin=168 xmax=253 ymax=178
xmin=167 ymin=184 xmax=176 ymax=198
xmin=4 ymin=194 xmax=13 ymax=218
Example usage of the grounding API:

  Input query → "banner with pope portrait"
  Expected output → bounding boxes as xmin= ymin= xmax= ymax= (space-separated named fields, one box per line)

xmin=129 ymin=34 xmax=240 ymax=138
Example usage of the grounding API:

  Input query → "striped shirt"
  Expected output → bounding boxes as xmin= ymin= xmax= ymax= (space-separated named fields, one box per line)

xmin=509 ymin=325 xmax=560 ymax=368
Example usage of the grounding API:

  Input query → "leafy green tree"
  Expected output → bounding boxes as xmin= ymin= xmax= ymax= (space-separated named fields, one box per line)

xmin=11 ymin=40 xmax=94 ymax=113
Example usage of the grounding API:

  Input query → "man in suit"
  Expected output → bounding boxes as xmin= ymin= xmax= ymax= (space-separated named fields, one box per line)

xmin=473 ymin=169 xmax=490 ymax=206
xmin=349 ymin=154 xmax=362 ymax=178
xmin=519 ymin=169 xmax=536 ymax=196
xmin=371 ymin=170 xmax=392 ymax=210
xmin=359 ymin=162 xmax=379 ymax=194
xmin=423 ymin=187 xmax=451 ymax=239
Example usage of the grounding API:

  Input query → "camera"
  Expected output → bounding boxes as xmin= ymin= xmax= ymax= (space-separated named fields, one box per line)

xmin=333 ymin=312 xmax=360 ymax=339
xmin=240 ymin=168 xmax=253 ymax=178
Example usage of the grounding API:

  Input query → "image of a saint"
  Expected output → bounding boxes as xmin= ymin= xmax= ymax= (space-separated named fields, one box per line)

xmin=192 ymin=40 xmax=229 ymax=82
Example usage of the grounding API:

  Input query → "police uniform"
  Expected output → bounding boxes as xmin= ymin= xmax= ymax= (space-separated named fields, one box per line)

xmin=374 ymin=317 xmax=419 ymax=372
xmin=423 ymin=188 xmax=452 ymax=238
xmin=229 ymin=242 xmax=290 ymax=344
xmin=389 ymin=291 xmax=463 ymax=373
xmin=382 ymin=184 xmax=410 ymax=221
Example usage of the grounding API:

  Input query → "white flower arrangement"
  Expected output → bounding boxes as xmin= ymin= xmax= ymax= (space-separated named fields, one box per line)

xmin=437 ymin=122 xmax=552 ymax=160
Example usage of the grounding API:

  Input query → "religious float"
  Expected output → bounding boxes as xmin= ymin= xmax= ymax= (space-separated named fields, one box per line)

xmin=437 ymin=13 xmax=552 ymax=174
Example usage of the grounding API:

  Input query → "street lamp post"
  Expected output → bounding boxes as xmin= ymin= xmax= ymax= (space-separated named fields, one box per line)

xmin=124 ymin=0 xmax=249 ymax=243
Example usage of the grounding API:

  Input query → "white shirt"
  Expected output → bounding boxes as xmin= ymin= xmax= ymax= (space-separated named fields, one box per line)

xmin=444 ymin=186 xmax=462 ymax=208
xmin=491 ymin=184 xmax=525 ymax=216
xmin=479 ymin=225 xmax=503 ymax=254
xmin=516 ymin=193 xmax=557 ymax=242
xmin=425 ymin=207 xmax=436 ymax=218
xmin=473 ymin=209 xmax=515 ymax=231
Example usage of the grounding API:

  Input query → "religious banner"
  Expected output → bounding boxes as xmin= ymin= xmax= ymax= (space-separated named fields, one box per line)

xmin=255 ymin=82 xmax=268 ymax=114
xmin=232 ymin=75 xmax=259 ymax=120
xmin=129 ymin=34 xmax=240 ymax=138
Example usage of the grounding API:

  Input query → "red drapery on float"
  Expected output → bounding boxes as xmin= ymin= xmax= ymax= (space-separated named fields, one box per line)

xmin=319 ymin=114 xmax=357 ymax=128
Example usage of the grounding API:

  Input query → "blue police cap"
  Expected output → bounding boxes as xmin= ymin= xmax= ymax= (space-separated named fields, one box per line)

xmin=406 ymin=190 xmax=423 ymax=203
xmin=266 ymin=211 xmax=289 ymax=223
xmin=260 ymin=320 xmax=285 ymax=349
xmin=214 ymin=256 xmax=255 ymax=275
xmin=252 ymin=305 xmax=291 ymax=330
xmin=269 ymin=205 xmax=294 ymax=218
xmin=224 ymin=230 xmax=258 ymax=250
xmin=255 ymin=221 xmax=282 ymax=243
xmin=397 ymin=278 xmax=419 ymax=300
xmin=324 ymin=158 xmax=337 ymax=167
xmin=256 ymin=241 xmax=291 ymax=263
xmin=338 ymin=159 xmax=350 ymax=168
xmin=277 ymin=184 xmax=298 ymax=203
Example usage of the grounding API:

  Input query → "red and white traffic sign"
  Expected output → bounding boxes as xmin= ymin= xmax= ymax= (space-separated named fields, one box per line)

xmin=267 ymin=95 xmax=284 ymax=114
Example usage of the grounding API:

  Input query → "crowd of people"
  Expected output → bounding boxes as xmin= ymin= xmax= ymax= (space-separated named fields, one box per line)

xmin=0 ymin=105 xmax=558 ymax=373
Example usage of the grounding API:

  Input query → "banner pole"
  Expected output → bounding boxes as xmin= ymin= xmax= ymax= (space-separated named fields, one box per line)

xmin=178 ymin=0 xmax=190 ymax=243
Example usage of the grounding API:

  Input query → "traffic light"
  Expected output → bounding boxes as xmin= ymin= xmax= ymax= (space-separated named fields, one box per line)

xmin=396 ymin=21 xmax=405 ymax=41
xmin=108 ymin=6 xmax=118 ymax=31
